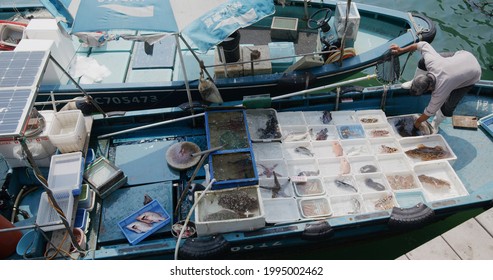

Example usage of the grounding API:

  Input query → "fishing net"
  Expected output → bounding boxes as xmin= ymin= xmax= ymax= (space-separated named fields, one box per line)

xmin=375 ymin=50 xmax=401 ymax=84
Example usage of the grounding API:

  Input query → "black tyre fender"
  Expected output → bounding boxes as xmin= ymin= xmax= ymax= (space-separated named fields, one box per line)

xmin=178 ymin=235 xmax=230 ymax=259
xmin=301 ymin=221 xmax=334 ymax=241
xmin=412 ymin=13 xmax=437 ymax=43
xmin=389 ymin=203 xmax=435 ymax=230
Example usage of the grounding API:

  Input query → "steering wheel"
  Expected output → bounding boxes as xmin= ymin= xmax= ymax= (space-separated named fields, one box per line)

xmin=307 ymin=8 xmax=333 ymax=31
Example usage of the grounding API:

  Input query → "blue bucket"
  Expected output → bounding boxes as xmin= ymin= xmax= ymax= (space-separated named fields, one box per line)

xmin=16 ymin=230 xmax=42 ymax=258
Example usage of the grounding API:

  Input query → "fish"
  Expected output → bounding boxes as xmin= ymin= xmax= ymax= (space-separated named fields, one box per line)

xmin=126 ymin=221 xmax=153 ymax=234
xmin=295 ymin=146 xmax=314 ymax=157
xmin=136 ymin=211 xmax=167 ymax=224
xmin=365 ymin=178 xmax=386 ymax=191
xmin=298 ymin=170 xmax=320 ymax=176
xmin=321 ymin=111 xmax=332 ymax=124
xmin=348 ymin=198 xmax=361 ymax=214
xmin=258 ymin=116 xmax=282 ymax=139
xmin=335 ymin=179 xmax=358 ymax=192
xmin=418 ymin=174 xmax=451 ymax=189
xmin=203 ymin=209 xmax=241 ymax=222
xmin=386 ymin=174 xmax=416 ymax=190
xmin=332 ymin=141 xmax=343 ymax=157
xmin=340 ymin=158 xmax=351 ymax=174
xmin=283 ymin=131 xmax=309 ymax=141
xmin=405 ymin=144 xmax=449 ymax=161
xmin=370 ymin=129 xmax=390 ymax=137
xmin=360 ymin=164 xmax=378 ymax=173
xmin=315 ymin=128 xmax=329 ymax=140
xmin=380 ymin=145 xmax=398 ymax=154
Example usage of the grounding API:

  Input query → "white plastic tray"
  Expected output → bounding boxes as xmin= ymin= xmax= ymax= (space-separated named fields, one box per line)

xmin=356 ymin=109 xmax=387 ymax=126
xmin=298 ymin=197 xmax=332 ymax=218
xmin=414 ymin=161 xmax=468 ymax=202
xmin=399 ymin=134 xmax=457 ymax=164
xmin=263 ymin=198 xmax=300 ymax=223
xmin=330 ymin=194 xmax=365 ymax=216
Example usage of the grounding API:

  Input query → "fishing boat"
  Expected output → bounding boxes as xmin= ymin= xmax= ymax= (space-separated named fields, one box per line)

xmin=1 ymin=0 xmax=436 ymax=112
xmin=1 ymin=45 xmax=492 ymax=259
xmin=0 ymin=20 xmax=27 ymax=50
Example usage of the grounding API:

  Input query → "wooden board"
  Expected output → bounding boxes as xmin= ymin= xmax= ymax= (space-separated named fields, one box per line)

xmin=452 ymin=115 xmax=478 ymax=130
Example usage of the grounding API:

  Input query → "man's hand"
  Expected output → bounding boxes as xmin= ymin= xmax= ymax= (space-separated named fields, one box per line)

xmin=390 ymin=44 xmax=402 ymax=55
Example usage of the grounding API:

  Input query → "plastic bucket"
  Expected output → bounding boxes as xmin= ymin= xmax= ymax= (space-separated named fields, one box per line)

xmin=16 ymin=230 xmax=36 ymax=257
xmin=0 ymin=215 xmax=22 ymax=259
xmin=218 ymin=30 xmax=241 ymax=63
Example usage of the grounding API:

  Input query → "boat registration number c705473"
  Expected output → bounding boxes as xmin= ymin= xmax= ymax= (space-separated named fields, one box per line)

xmin=94 ymin=95 xmax=159 ymax=105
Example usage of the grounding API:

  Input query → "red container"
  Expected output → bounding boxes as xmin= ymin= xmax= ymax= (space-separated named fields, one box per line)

xmin=0 ymin=215 xmax=22 ymax=259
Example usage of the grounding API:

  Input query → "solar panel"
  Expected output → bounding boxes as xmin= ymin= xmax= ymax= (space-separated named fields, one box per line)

xmin=0 ymin=50 xmax=50 ymax=138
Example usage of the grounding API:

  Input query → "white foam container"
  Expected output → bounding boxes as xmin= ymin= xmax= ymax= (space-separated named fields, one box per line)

xmin=377 ymin=153 xmax=412 ymax=173
xmin=330 ymin=194 xmax=365 ymax=216
xmin=341 ymin=138 xmax=371 ymax=156
xmin=364 ymin=123 xmax=394 ymax=138
xmin=36 ymin=189 xmax=74 ymax=232
xmin=298 ymin=197 xmax=332 ymax=218
xmin=414 ymin=161 xmax=468 ymax=202
xmin=48 ymin=152 xmax=83 ymax=195
xmin=399 ymin=134 xmax=457 ymax=165
xmin=356 ymin=109 xmax=387 ymax=126
xmin=48 ymin=110 xmax=87 ymax=153
xmin=263 ymin=198 xmax=300 ymax=223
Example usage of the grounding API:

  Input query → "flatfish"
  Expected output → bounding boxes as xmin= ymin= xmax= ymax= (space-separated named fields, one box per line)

xmin=203 ymin=209 xmax=241 ymax=222
xmin=405 ymin=144 xmax=449 ymax=161
xmin=418 ymin=174 xmax=451 ymax=189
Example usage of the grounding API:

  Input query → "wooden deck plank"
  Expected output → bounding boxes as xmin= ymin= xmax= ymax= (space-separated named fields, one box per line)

xmin=441 ymin=218 xmax=493 ymax=260
xmin=475 ymin=207 xmax=493 ymax=236
xmin=404 ymin=236 xmax=461 ymax=260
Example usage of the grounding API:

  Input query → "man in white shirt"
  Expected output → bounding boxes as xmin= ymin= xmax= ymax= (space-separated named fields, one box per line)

xmin=390 ymin=42 xmax=481 ymax=133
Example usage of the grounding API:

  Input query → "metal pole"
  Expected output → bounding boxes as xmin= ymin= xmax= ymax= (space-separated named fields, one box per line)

xmin=178 ymin=33 xmax=214 ymax=81
xmin=337 ymin=0 xmax=352 ymax=66
xmin=175 ymin=34 xmax=196 ymax=127
xmin=18 ymin=138 xmax=82 ymax=252
xmin=48 ymin=55 xmax=107 ymax=117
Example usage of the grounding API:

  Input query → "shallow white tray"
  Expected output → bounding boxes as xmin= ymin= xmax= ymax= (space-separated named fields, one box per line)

xmin=329 ymin=194 xmax=365 ymax=216
xmin=259 ymin=176 xmax=294 ymax=199
xmin=399 ymin=134 xmax=457 ymax=164
xmin=263 ymin=198 xmax=300 ymax=223
xmin=356 ymin=109 xmax=387 ymax=126
xmin=303 ymin=111 xmax=333 ymax=125
xmin=277 ymin=111 xmax=306 ymax=126
xmin=323 ymin=175 xmax=358 ymax=195
xmin=354 ymin=173 xmax=390 ymax=193
xmin=362 ymin=191 xmax=399 ymax=212
xmin=308 ymin=125 xmax=338 ymax=141
xmin=298 ymin=197 xmax=333 ymax=218
xmin=369 ymin=138 xmax=402 ymax=155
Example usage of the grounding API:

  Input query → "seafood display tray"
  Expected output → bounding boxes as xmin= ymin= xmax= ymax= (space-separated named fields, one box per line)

xmin=209 ymin=151 xmax=259 ymax=189
xmin=336 ymin=124 xmax=365 ymax=139
xmin=356 ymin=109 xmax=387 ymax=126
xmin=252 ymin=142 xmax=283 ymax=161
xmin=263 ymin=198 xmax=300 ymax=223
xmin=118 ymin=200 xmax=170 ymax=245
xmin=245 ymin=109 xmax=282 ymax=142
xmin=479 ymin=113 xmax=493 ymax=137
xmin=399 ymin=134 xmax=457 ymax=164
xmin=205 ymin=110 xmax=251 ymax=150
xmin=414 ymin=161 xmax=469 ymax=202
xmin=194 ymin=186 xmax=265 ymax=236
xmin=387 ymin=114 xmax=433 ymax=138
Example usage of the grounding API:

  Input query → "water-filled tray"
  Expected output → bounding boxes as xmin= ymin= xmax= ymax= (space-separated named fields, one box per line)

xmin=356 ymin=109 xmax=387 ymax=126
xmin=354 ymin=173 xmax=389 ymax=193
xmin=399 ymin=134 xmax=457 ymax=164
xmin=323 ymin=175 xmax=358 ymax=195
xmin=308 ymin=125 xmax=338 ymax=141
xmin=299 ymin=197 xmax=332 ymax=218
xmin=337 ymin=124 xmax=365 ymax=139
xmin=303 ymin=111 xmax=333 ymax=125
xmin=330 ymin=194 xmax=365 ymax=216
xmin=259 ymin=176 xmax=294 ymax=199
xmin=263 ymin=198 xmax=300 ymax=223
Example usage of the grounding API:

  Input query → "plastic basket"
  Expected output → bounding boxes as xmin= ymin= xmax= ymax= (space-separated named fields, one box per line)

xmin=36 ymin=190 xmax=74 ymax=232
xmin=48 ymin=110 xmax=86 ymax=153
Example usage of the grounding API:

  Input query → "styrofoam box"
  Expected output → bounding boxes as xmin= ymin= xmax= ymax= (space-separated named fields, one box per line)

xmin=362 ymin=191 xmax=398 ymax=212
xmin=369 ymin=138 xmax=402 ymax=155
xmin=252 ymin=142 xmax=283 ymax=161
xmin=263 ymin=198 xmax=300 ymax=223
xmin=354 ymin=173 xmax=389 ymax=193
xmin=280 ymin=125 xmax=309 ymax=142
xmin=36 ymin=190 xmax=74 ymax=232
xmin=293 ymin=177 xmax=325 ymax=197
xmin=48 ymin=110 xmax=87 ymax=153
xmin=299 ymin=197 xmax=332 ymax=218
xmin=256 ymin=159 xmax=288 ymax=179
xmin=331 ymin=110 xmax=358 ymax=125
xmin=277 ymin=111 xmax=306 ymax=126
xmin=308 ymin=125 xmax=338 ymax=141
xmin=245 ymin=109 xmax=282 ymax=142
xmin=311 ymin=140 xmax=341 ymax=158
xmin=414 ymin=161 xmax=469 ymax=202
xmin=286 ymin=158 xmax=319 ymax=177
xmin=330 ymin=194 xmax=365 ymax=216
xmin=348 ymin=155 xmax=380 ymax=174
xmin=303 ymin=111 xmax=333 ymax=125
xmin=356 ymin=109 xmax=387 ymax=126
xmin=282 ymin=141 xmax=314 ymax=159
xmin=323 ymin=175 xmax=359 ymax=195
xmin=384 ymin=171 xmax=421 ymax=192
xmin=399 ymin=134 xmax=457 ymax=164
xmin=341 ymin=138 xmax=371 ymax=156
xmin=48 ymin=152 xmax=83 ymax=195
xmin=194 ymin=186 xmax=265 ymax=236
xmin=377 ymin=153 xmax=412 ymax=173
xmin=364 ymin=123 xmax=394 ymax=138
xmin=259 ymin=177 xmax=294 ymax=199
xmin=318 ymin=157 xmax=349 ymax=177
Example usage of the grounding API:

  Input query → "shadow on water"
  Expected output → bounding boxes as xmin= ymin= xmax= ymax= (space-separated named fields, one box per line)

xmin=439 ymin=131 xmax=476 ymax=172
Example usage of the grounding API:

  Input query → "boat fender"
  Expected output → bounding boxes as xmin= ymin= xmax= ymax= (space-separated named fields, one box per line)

xmin=412 ymin=13 xmax=437 ymax=44
xmin=277 ymin=72 xmax=317 ymax=92
xmin=301 ymin=221 xmax=334 ymax=241
xmin=178 ymin=235 xmax=230 ymax=259
xmin=388 ymin=203 xmax=435 ymax=230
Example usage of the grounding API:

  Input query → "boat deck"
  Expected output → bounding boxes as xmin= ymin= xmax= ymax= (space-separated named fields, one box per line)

xmin=397 ymin=206 xmax=493 ymax=259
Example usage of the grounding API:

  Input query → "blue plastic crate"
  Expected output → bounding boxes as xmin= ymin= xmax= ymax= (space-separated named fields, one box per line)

xmin=209 ymin=151 xmax=259 ymax=190
xmin=74 ymin=208 xmax=88 ymax=231
xmin=479 ymin=113 xmax=493 ymax=137
xmin=118 ymin=200 xmax=171 ymax=245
